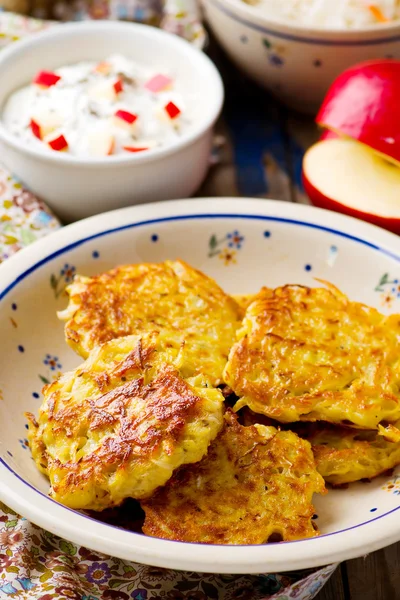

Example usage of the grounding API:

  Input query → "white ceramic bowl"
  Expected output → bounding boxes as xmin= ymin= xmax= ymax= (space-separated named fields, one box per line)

xmin=2 ymin=197 xmax=400 ymax=573
xmin=0 ymin=22 xmax=223 ymax=222
xmin=202 ymin=0 xmax=400 ymax=113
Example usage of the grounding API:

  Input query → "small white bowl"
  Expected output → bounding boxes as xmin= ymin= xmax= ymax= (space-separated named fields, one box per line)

xmin=2 ymin=197 xmax=400 ymax=573
xmin=0 ymin=22 xmax=223 ymax=222
xmin=202 ymin=0 xmax=400 ymax=113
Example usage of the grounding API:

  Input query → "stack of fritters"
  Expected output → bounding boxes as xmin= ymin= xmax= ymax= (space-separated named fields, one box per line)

xmin=225 ymin=283 xmax=400 ymax=486
xmin=30 ymin=261 xmax=400 ymax=545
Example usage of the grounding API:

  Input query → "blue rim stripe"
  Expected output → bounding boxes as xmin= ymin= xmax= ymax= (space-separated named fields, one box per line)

xmin=1 ymin=213 xmax=399 ymax=303
xmin=209 ymin=0 xmax=400 ymax=46
xmin=1 ymin=211 xmax=400 ymax=547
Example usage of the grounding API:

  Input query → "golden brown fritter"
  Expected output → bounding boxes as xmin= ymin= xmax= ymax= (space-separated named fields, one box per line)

xmin=232 ymin=294 xmax=256 ymax=311
xmin=26 ymin=333 xmax=224 ymax=511
xmin=302 ymin=422 xmax=400 ymax=486
xmin=58 ymin=260 xmax=242 ymax=386
xmin=141 ymin=411 xmax=325 ymax=544
xmin=225 ymin=283 xmax=400 ymax=429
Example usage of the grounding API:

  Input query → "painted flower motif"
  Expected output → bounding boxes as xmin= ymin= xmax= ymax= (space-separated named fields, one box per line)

xmin=227 ymin=230 xmax=244 ymax=249
xmin=43 ymin=354 xmax=62 ymax=371
xmin=60 ymin=263 xmax=76 ymax=283
xmin=87 ymin=561 xmax=112 ymax=585
xmin=269 ymin=53 xmax=284 ymax=67
xmin=381 ymin=292 xmax=394 ymax=308
xmin=18 ymin=438 xmax=29 ymax=450
xmin=219 ymin=248 xmax=237 ymax=266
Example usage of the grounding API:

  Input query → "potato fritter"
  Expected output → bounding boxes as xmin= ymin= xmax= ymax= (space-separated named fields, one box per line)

xmin=26 ymin=333 xmax=224 ymax=511
xmin=141 ymin=411 xmax=325 ymax=544
xmin=225 ymin=283 xmax=400 ymax=429
xmin=232 ymin=294 xmax=256 ymax=311
xmin=303 ymin=423 xmax=400 ymax=486
xmin=58 ymin=260 xmax=242 ymax=386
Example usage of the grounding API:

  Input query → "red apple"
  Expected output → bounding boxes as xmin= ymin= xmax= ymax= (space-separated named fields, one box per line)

xmin=302 ymin=138 xmax=400 ymax=234
xmin=87 ymin=130 xmax=114 ymax=157
xmin=30 ymin=119 xmax=41 ymax=140
xmin=33 ymin=70 xmax=61 ymax=88
xmin=89 ymin=79 xmax=124 ymax=101
xmin=164 ymin=101 xmax=181 ymax=120
xmin=114 ymin=109 xmax=138 ymax=131
xmin=47 ymin=133 xmax=68 ymax=152
xmin=123 ymin=145 xmax=149 ymax=153
xmin=316 ymin=59 xmax=400 ymax=166
xmin=94 ymin=61 xmax=111 ymax=75
xmin=30 ymin=111 xmax=63 ymax=140
xmin=113 ymin=79 xmax=124 ymax=95
xmin=144 ymin=74 xmax=172 ymax=93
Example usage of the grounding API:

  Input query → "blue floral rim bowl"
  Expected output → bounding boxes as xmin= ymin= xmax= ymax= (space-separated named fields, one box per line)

xmin=1 ymin=197 xmax=400 ymax=574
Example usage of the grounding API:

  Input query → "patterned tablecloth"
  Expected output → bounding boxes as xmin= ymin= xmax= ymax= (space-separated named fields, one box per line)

xmin=0 ymin=4 xmax=337 ymax=598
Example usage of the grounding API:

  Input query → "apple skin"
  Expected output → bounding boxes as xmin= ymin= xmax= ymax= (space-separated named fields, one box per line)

xmin=316 ymin=59 xmax=400 ymax=165
xmin=302 ymin=155 xmax=400 ymax=235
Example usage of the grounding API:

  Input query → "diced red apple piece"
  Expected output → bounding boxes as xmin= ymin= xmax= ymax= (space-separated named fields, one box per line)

xmin=114 ymin=109 xmax=138 ymax=131
xmin=316 ymin=59 xmax=400 ymax=166
xmin=113 ymin=79 xmax=124 ymax=95
xmin=88 ymin=79 xmax=124 ymax=101
xmin=123 ymin=145 xmax=149 ymax=153
xmin=87 ymin=130 xmax=114 ymax=157
xmin=33 ymin=70 xmax=61 ymax=88
xmin=30 ymin=119 xmax=41 ymax=140
xmin=94 ymin=61 xmax=111 ymax=75
xmin=30 ymin=111 xmax=63 ymax=140
xmin=302 ymin=138 xmax=400 ymax=234
xmin=46 ymin=133 xmax=68 ymax=152
xmin=144 ymin=74 xmax=172 ymax=93
xmin=123 ymin=140 xmax=156 ymax=153
xmin=164 ymin=101 xmax=181 ymax=120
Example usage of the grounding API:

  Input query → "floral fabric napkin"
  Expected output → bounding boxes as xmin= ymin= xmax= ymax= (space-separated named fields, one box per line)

xmin=0 ymin=502 xmax=337 ymax=600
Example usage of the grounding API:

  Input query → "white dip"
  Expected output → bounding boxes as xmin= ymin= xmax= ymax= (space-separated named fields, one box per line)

xmin=2 ymin=54 xmax=190 ymax=157
xmin=242 ymin=0 xmax=400 ymax=29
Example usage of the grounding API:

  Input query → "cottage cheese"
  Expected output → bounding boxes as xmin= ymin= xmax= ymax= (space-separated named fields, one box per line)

xmin=2 ymin=54 xmax=189 ymax=157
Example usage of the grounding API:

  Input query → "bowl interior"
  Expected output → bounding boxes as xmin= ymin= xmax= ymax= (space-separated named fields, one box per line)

xmin=0 ymin=22 xmax=218 ymax=139
xmin=1 ymin=199 xmax=400 ymax=570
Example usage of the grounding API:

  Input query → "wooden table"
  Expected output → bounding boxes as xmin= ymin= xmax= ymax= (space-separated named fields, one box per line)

xmin=200 ymin=33 xmax=400 ymax=600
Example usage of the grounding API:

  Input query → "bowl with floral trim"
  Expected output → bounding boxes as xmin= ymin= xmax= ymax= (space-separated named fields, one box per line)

xmin=1 ymin=198 xmax=400 ymax=573
xmin=0 ymin=21 xmax=223 ymax=222
xmin=202 ymin=0 xmax=400 ymax=113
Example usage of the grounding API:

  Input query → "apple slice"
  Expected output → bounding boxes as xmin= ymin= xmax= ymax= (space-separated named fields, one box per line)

xmin=114 ymin=109 xmax=138 ymax=131
xmin=123 ymin=146 xmax=149 ymax=153
xmin=302 ymin=138 xmax=400 ymax=234
xmin=46 ymin=133 xmax=68 ymax=152
xmin=144 ymin=74 xmax=172 ymax=93
xmin=88 ymin=78 xmax=124 ymax=101
xmin=316 ymin=59 xmax=400 ymax=166
xmin=87 ymin=130 xmax=114 ymax=157
xmin=30 ymin=111 xmax=63 ymax=140
xmin=94 ymin=61 xmax=111 ymax=75
xmin=123 ymin=140 xmax=156 ymax=153
xmin=33 ymin=70 xmax=61 ymax=88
